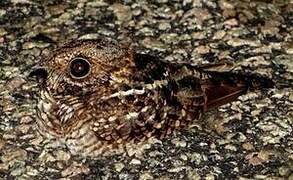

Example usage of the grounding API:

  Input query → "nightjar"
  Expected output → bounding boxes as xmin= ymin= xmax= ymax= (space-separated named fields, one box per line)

xmin=30 ymin=39 xmax=274 ymax=156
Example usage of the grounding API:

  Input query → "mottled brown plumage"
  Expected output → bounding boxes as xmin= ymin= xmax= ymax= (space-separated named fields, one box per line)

xmin=30 ymin=39 xmax=273 ymax=156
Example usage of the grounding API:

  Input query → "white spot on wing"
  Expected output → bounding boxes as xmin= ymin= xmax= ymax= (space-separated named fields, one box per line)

xmin=126 ymin=112 xmax=139 ymax=120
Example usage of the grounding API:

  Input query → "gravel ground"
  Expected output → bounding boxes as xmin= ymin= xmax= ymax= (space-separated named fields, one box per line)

xmin=0 ymin=0 xmax=292 ymax=179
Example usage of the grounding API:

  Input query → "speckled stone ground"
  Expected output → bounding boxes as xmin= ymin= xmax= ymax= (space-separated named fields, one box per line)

xmin=0 ymin=0 xmax=292 ymax=179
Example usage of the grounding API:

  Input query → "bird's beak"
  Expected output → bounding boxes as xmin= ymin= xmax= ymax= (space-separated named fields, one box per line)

xmin=28 ymin=66 xmax=48 ymax=84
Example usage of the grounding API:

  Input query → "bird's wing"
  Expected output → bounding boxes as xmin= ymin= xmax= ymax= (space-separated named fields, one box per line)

xmin=201 ymin=79 xmax=247 ymax=109
xmin=195 ymin=62 xmax=273 ymax=110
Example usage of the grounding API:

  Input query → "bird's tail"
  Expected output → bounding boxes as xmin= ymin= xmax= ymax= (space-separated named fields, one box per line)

xmin=196 ymin=62 xmax=274 ymax=109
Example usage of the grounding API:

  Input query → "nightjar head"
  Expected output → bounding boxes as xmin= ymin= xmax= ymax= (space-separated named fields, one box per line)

xmin=30 ymin=39 xmax=135 ymax=138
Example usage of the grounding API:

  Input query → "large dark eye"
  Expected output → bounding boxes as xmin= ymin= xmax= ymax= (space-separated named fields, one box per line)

xmin=69 ymin=57 xmax=91 ymax=79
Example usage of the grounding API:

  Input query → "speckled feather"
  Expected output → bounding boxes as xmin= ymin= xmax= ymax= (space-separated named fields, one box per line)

xmin=31 ymin=39 xmax=274 ymax=156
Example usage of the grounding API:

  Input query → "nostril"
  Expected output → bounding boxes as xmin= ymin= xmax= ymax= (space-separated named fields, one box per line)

xmin=29 ymin=67 xmax=48 ymax=83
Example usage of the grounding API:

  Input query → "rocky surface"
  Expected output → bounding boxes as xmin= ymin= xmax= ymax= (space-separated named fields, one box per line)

xmin=0 ymin=0 xmax=292 ymax=179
